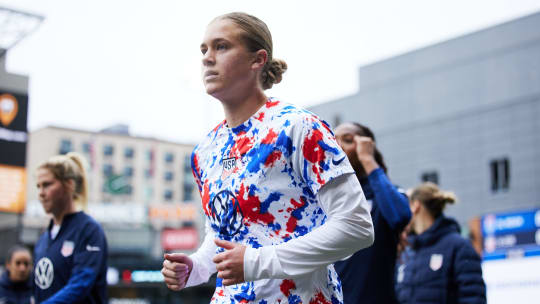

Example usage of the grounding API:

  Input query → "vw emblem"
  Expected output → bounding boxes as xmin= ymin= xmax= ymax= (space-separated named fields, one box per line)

xmin=35 ymin=257 xmax=54 ymax=289
xmin=210 ymin=190 xmax=244 ymax=238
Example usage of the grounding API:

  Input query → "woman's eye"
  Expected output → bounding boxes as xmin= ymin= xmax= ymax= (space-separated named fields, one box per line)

xmin=342 ymin=136 xmax=353 ymax=143
xmin=201 ymin=48 xmax=207 ymax=55
xmin=216 ymin=44 xmax=226 ymax=50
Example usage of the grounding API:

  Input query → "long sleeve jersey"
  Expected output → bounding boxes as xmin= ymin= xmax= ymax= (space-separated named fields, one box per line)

xmin=334 ymin=168 xmax=411 ymax=304
xmin=188 ymin=98 xmax=374 ymax=304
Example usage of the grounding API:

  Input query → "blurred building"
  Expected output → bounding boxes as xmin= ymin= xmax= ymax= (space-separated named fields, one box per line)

xmin=23 ymin=125 xmax=212 ymax=303
xmin=0 ymin=6 xmax=43 ymax=262
xmin=309 ymin=12 xmax=540 ymax=228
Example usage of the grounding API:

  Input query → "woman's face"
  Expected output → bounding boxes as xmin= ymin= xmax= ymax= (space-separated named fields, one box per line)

xmin=36 ymin=168 xmax=71 ymax=215
xmin=200 ymin=18 xmax=259 ymax=100
xmin=334 ymin=123 xmax=362 ymax=169
xmin=6 ymin=250 xmax=32 ymax=282
xmin=408 ymin=199 xmax=422 ymax=232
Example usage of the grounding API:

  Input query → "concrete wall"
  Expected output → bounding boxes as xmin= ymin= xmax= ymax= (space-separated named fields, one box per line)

xmin=308 ymin=12 xmax=540 ymax=225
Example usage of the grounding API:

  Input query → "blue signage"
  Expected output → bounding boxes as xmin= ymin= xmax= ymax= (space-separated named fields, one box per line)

xmin=482 ymin=208 xmax=540 ymax=236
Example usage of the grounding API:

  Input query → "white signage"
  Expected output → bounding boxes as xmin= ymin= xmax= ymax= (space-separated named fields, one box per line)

xmin=483 ymin=256 xmax=540 ymax=304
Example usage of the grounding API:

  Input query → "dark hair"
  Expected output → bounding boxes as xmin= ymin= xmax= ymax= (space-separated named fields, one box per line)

xmin=216 ymin=12 xmax=287 ymax=90
xmin=410 ymin=182 xmax=457 ymax=218
xmin=6 ymin=244 xmax=31 ymax=263
xmin=350 ymin=122 xmax=388 ymax=174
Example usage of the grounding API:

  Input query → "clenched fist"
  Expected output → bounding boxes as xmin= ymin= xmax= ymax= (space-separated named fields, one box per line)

xmin=162 ymin=253 xmax=193 ymax=291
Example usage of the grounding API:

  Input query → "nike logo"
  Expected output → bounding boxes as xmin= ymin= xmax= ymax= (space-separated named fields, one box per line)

xmin=332 ymin=156 xmax=346 ymax=166
xmin=86 ymin=245 xmax=101 ymax=252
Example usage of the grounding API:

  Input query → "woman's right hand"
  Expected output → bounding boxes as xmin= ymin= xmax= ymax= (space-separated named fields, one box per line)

xmin=162 ymin=253 xmax=193 ymax=291
xmin=354 ymin=135 xmax=379 ymax=174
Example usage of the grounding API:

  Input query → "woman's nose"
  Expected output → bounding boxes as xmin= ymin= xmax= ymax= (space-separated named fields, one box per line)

xmin=202 ymin=50 xmax=215 ymax=66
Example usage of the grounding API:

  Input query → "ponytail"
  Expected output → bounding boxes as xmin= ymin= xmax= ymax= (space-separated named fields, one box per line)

xmin=410 ymin=182 xmax=456 ymax=218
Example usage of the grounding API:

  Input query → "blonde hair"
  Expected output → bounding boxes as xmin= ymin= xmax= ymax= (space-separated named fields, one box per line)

xmin=410 ymin=182 xmax=456 ymax=218
xmin=38 ymin=152 xmax=89 ymax=210
xmin=216 ymin=12 xmax=287 ymax=90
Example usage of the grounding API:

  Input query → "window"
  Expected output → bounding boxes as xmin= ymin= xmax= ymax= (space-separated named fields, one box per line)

xmin=490 ymin=158 xmax=510 ymax=192
xmin=164 ymin=171 xmax=174 ymax=181
xmin=184 ymin=155 xmax=192 ymax=172
xmin=59 ymin=139 xmax=73 ymax=155
xmin=183 ymin=181 xmax=194 ymax=201
xmin=144 ymin=168 xmax=153 ymax=179
xmin=144 ymin=186 xmax=153 ymax=200
xmin=124 ymin=185 xmax=133 ymax=195
xmin=421 ymin=171 xmax=439 ymax=185
xmin=82 ymin=142 xmax=92 ymax=154
xmin=103 ymin=144 xmax=114 ymax=156
xmin=164 ymin=189 xmax=174 ymax=201
xmin=333 ymin=115 xmax=342 ymax=128
xmin=124 ymin=147 xmax=134 ymax=159
xmin=124 ymin=166 xmax=134 ymax=177
xmin=146 ymin=150 xmax=154 ymax=162
xmin=165 ymin=152 xmax=174 ymax=164
xmin=103 ymin=164 xmax=114 ymax=177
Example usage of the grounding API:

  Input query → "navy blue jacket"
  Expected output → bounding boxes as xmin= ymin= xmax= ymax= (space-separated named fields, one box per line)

xmin=395 ymin=216 xmax=486 ymax=304
xmin=34 ymin=212 xmax=108 ymax=304
xmin=0 ymin=271 xmax=33 ymax=304
xmin=335 ymin=168 xmax=412 ymax=304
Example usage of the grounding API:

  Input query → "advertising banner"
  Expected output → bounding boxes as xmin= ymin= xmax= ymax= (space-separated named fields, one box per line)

xmin=482 ymin=208 xmax=540 ymax=304
xmin=0 ymin=91 xmax=28 ymax=213
xmin=161 ymin=227 xmax=198 ymax=251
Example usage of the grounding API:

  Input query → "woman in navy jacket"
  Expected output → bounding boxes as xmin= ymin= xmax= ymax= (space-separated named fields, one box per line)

xmin=395 ymin=182 xmax=486 ymax=304
xmin=0 ymin=245 xmax=33 ymax=304
xmin=334 ymin=122 xmax=412 ymax=304
xmin=34 ymin=152 xmax=108 ymax=303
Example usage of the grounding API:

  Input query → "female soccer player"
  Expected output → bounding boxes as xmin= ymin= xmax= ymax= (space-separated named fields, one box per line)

xmin=0 ymin=245 xmax=33 ymax=304
xmin=333 ymin=122 xmax=411 ymax=303
xmin=395 ymin=182 xmax=486 ymax=304
xmin=162 ymin=12 xmax=374 ymax=303
xmin=34 ymin=152 xmax=108 ymax=303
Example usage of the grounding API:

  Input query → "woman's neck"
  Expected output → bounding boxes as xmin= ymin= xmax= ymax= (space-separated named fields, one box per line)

xmin=221 ymin=89 xmax=267 ymax=128
xmin=414 ymin=212 xmax=435 ymax=235
xmin=52 ymin=202 xmax=77 ymax=226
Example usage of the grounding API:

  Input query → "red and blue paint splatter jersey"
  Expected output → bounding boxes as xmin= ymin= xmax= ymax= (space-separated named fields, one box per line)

xmin=191 ymin=98 xmax=353 ymax=303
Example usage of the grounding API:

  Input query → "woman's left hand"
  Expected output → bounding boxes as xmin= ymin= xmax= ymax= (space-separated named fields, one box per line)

xmin=213 ymin=239 xmax=246 ymax=286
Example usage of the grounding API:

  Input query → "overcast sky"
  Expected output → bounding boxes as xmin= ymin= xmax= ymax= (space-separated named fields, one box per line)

xmin=1 ymin=0 xmax=540 ymax=144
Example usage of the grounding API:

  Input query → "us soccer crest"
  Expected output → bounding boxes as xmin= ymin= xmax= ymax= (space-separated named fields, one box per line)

xmin=429 ymin=253 xmax=443 ymax=271
xmin=61 ymin=240 xmax=75 ymax=257
xmin=221 ymin=157 xmax=237 ymax=179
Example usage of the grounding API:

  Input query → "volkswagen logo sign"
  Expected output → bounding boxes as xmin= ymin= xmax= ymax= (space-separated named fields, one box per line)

xmin=35 ymin=257 xmax=54 ymax=289
xmin=210 ymin=190 xmax=244 ymax=238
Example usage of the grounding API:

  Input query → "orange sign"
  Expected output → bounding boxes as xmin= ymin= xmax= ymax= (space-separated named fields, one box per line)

xmin=0 ymin=164 xmax=27 ymax=213
xmin=0 ymin=94 xmax=18 ymax=127
xmin=149 ymin=204 xmax=196 ymax=221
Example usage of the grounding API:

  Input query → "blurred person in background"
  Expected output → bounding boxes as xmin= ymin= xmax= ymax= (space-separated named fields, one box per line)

xmin=395 ymin=182 xmax=486 ymax=304
xmin=333 ymin=122 xmax=411 ymax=304
xmin=34 ymin=152 xmax=108 ymax=303
xmin=0 ymin=245 xmax=33 ymax=304
xmin=161 ymin=12 xmax=374 ymax=303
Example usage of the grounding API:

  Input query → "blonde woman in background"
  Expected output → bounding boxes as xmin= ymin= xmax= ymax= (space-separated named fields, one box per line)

xmin=34 ymin=152 xmax=108 ymax=303
xmin=395 ymin=182 xmax=486 ymax=304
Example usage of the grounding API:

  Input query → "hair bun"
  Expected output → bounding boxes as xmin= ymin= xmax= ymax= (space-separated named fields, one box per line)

xmin=439 ymin=191 xmax=457 ymax=205
xmin=262 ymin=58 xmax=287 ymax=90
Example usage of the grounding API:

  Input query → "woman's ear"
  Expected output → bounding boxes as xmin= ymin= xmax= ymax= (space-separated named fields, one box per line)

xmin=251 ymin=49 xmax=268 ymax=70
xmin=410 ymin=200 xmax=421 ymax=215
xmin=63 ymin=179 xmax=76 ymax=195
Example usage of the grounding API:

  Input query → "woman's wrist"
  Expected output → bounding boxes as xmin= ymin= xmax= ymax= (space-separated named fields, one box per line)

xmin=360 ymin=158 xmax=379 ymax=175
